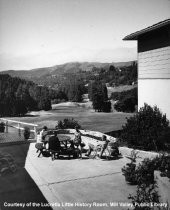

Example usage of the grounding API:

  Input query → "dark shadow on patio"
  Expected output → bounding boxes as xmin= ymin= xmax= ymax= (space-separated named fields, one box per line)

xmin=0 ymin=143 xmax=52 ymax=210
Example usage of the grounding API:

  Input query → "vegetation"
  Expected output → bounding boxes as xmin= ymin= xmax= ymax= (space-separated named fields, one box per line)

xmin=111 ymin=87 xmax=137 ymax=113
xmin=62 ymin=77 xmax=85 ymax=102
xmin=56 ymin=118 xmax=81 ymax=129
xmin=88 ymin=79 xmax=111 ymax=112
xmin=0 ymin=122 xmax=5 ymax=132
xmin=121 ymin=104 xmax=169 ymax=151
xmin=122 ymin=150 xmax=139 ymax=185
xmin=23 ymin=127 xmax=31 ymax=140
xmin=0 ymin=74 xmax=53 ymax=116
xmin=0 ymin=61 xmax=137 ymax=113
xmin=123 ymin=153 xmax=170 ymax=209
xmin=128 ymin=183 xmax=160 ymax=210
xmin=2 ymin=61 xmax=137 ymax=88
xmin=96 ymin=61 xmax=137 ymax=86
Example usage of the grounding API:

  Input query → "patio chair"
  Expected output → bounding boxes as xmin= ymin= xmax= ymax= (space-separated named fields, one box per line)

xmin=35 ymin=143 xmax=46 ymax=157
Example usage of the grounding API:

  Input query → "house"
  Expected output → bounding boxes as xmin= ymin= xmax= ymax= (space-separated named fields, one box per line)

xmin=123 ymin=19 xmax=170 ymax=119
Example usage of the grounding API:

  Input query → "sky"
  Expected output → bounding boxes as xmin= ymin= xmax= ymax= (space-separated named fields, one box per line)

xmin=0 ymin=0 xmax=170 ymax=71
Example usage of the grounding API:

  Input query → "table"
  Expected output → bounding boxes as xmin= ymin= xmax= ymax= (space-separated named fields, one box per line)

xmin=58 ymin=134 xmax=71 ymax=149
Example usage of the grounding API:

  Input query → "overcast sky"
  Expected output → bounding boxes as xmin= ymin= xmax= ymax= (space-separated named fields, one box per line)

xmin=0 ymin=0 xmax=170 ymax=70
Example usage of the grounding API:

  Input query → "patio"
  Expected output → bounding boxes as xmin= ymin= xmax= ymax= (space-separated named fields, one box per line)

xmin=1 ymin=142 xmax=137 ymax=210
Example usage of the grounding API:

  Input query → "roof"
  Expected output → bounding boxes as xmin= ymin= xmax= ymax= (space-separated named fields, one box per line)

xmin=123 ymin=19 xmax=170 ymax=40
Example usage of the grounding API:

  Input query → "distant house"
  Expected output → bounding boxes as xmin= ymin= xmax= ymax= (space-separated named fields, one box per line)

xmin=123 ymin=19 xmax=170 ymax=119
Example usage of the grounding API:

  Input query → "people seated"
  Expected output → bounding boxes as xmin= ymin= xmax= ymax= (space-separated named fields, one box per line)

xmin=39 ymin=126 xmax=48 ymax=142
xmin=108 ymin=141 xmax=120 ymax=157
xmin=48 ymin=131 xmax=61 ymax=160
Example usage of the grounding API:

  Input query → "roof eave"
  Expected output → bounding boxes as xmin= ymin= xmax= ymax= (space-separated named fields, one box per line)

xmin=123 ymin=19 xmax=170 ymax=41
xmin=123 ymin=35 xmax=138 ymax=41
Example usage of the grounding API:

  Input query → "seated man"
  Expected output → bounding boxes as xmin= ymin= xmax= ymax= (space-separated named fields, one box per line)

xmin=48 ymin=131 xmax=61 ymax=160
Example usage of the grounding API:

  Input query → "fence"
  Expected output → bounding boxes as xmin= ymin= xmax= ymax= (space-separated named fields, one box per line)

xmin=0 ymin=118 xmax=38 ymax=143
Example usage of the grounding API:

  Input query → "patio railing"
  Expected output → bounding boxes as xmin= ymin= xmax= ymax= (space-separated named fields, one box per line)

xmin=0 ymin=118 xmax=38 ymax=141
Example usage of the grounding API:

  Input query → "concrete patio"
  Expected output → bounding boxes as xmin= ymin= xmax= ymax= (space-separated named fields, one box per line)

xmin=0 ymin=142 xmax=137 ymax=210
xmin=25 ymin=143 xmax=137 ymax=210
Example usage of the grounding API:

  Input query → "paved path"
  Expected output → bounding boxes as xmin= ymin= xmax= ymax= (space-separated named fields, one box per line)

xmin=25 ymin=143 xmax=136 ymax=210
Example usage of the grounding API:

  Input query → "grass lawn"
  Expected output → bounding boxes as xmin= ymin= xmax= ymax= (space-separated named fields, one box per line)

xmin=5 ymin=103 xmax=134 ymax=133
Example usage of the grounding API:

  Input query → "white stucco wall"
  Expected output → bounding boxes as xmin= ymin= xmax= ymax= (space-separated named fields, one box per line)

xmin=138 ymin=79 xmax=170 ymax=120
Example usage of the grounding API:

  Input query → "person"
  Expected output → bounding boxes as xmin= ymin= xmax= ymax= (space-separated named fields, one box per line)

xmin=39 ymin=126 xmax=49 ymax=147
xmin=48 ymin=131 xmax=61 ymax=160
xmin=85 ymin=135 xmax=109 ymax=158
xmin=39 ymin=126 xmax=48 ymax=141
xmin=99 ymin=135 xmax=110 ymax=158
xmin=108 ymin=141 xmax=120 ymax=157
xmin=74 ymin=126 xmax=85 ymax=158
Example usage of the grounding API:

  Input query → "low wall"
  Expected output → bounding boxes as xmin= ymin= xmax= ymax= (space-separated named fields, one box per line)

xmin=154 ymin=171 xmax=170 ymax=205
xmin=119 ymin=146 xmax=159 ymax=159
xmin=56 ymin=129 xmax=117 ymax=142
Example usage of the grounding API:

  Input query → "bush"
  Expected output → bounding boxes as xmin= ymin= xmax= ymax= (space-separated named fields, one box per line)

xmin=0 ymin=122 xmax=5 ymax=132
xmin=56 ymin=118 xmax=81 ymax=129
xmin=23 ymin=127 xmax=30 ymax=140
xmin=158 ymin=155 xmax=170 ymax=179
xmin=114 ymin=96 xmax=137 ymax=113
xmin=111 ymin=87 xmax=137 ymax=113
xmin=110 ymin=87 xmax=137 ymax=101
xmin=121 ymin=103 xmax=169 ymax=151
xmin=122 ymin=151 xmax=156 ymax=186
xmin=122 ymin=150 xmax=139 ymax=185
xmin=156 ymin=127 xmax=170 ymax=151
xmin=128 ymin=183 xmax=160 ymax=210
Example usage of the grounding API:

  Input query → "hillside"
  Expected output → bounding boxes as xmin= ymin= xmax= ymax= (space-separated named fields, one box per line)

xmin=0 ymin=61 xmax=136 ymax=80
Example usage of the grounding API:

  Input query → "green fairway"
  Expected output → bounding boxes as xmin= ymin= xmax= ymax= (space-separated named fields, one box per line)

xmin=5 ymin=103 xmax=134 ymax=133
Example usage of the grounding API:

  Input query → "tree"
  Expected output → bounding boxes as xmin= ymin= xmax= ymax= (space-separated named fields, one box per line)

xmin=89 ymin=79 xmax=111 ymax=112
xmin=0 ymin=74 xmax=53 ymax=116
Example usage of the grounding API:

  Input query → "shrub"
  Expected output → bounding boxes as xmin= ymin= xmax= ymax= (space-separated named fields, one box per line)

xmin=0 ymin=122 xmax=5 ymax=132
xmin=56 ymin=118 xmax=81 ymax=129
xmin=121 ymin=103 xmax=169 ymax=151
xmin=23 ymin=127 xmax=30 ymax=140
xmin=136 ymin=158 xmax=156 ymax=185
xmin=111 ymin=87 xmax=137 ymax=113
xmin=159 ymin=155 xmax=170 ymax=179
xmin=128 ymin=183 xmax=160 ymax=210
xmin=110 ymin=87 xmax=137 ymax=101
xmin=156 ymin=127 xmax=170 ymax=151
xmin=114 ymin=96 xmax=137 ymax=113
xmin=122 ymin=150 xmax=138 ymax=185
xmin=122 ymin=152 xmax=156 ymax=186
